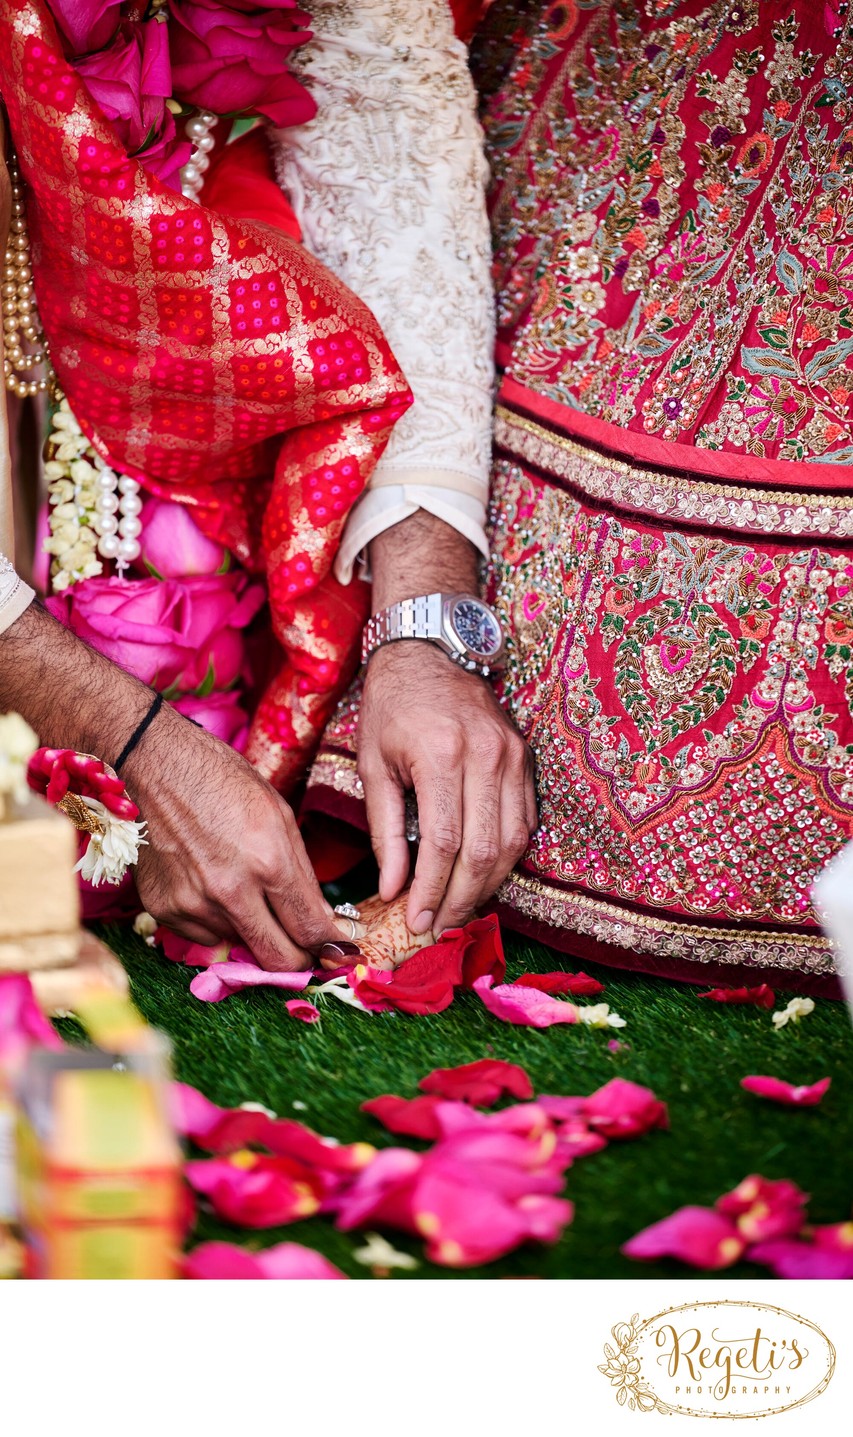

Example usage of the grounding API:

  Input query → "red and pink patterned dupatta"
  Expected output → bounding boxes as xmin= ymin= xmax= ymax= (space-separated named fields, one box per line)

xmin=0 ymin=0 xmax=411 ymax=793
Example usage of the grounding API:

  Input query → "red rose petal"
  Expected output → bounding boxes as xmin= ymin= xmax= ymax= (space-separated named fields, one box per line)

xmin=418 ymin=1058 xmax=533 ymax=1106
xmin=513 ymin=971 xmax=604 ymax=996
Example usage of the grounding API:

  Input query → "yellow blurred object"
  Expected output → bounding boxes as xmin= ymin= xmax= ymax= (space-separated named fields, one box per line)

xmin=16 ymin=1036 xmax=182 ymax=1279
xmin=0 ymin=795 xmax=80 ymax=971
xmin=28 ymin=930 xmax=129 ymax=1016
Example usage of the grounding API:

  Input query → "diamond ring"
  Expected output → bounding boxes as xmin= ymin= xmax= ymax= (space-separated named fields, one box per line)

xmin=333 ymin=902 xmax=361 ymax=921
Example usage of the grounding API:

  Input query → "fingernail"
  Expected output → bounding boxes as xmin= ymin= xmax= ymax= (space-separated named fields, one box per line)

xmin=320 ymin=941 xmax=361 ymax=960
xmin=412 ymin=910 xmax=434 ymax=935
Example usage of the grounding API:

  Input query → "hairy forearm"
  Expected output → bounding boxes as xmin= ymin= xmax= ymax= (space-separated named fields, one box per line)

xmin=0 ymin=601 xmax=152 ymax=763
xmin=369 ymin=511 xmax=480 ymax=612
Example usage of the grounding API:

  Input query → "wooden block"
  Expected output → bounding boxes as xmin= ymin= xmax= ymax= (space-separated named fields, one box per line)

xmin=29 ymin=932 xmax=129 ymax=1016
xmin=0 ymin=795 xmax=79 ymax=970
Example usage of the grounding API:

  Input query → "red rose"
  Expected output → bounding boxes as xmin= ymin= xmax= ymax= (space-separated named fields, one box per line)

xmin=168 ymin=0 xmax=317 ymax=127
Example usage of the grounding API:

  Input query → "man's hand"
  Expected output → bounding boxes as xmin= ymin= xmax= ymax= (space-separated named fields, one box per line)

xmin=0 ymin=602 xmax=346 ymax=970
xmin=358 ymin=641 xmax=536 ymax=935
xmin=125 ymin=705 xmax=344 ymax=971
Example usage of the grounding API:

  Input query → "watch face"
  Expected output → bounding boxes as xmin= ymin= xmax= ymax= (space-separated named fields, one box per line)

xmin=452 ymin=598 xmax=502 ymax=658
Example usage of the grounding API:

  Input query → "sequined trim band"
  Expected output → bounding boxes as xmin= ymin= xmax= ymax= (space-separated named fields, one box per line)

xmin=307 ymin=752 xmax=364 ymax=802
xmin=494 ymin=407 xmax=853 ymax=542
xmin=497 ymin=871 xmax=834 ymax=976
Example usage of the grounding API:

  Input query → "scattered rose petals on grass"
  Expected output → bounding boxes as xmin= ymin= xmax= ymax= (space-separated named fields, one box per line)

xmin=472 ymin=975 xmax=579 ymax=1027
xmin=169 ymin=1082 xmax=374 ymax=1189
xmin=716 ymin=1175 xmax=808 ymax=1243
xmin=740 ymin=1075 xmax=831 ymax=1107
xmin=699 ymin=984 xmax=775 ymax=1009
xmin=418 ymin=1059 xmax=533 ymax=1106
xmin=334 ymin=1106 xmax=575 ymax=1268
xmin=772 ymin=996 xmax=815 ymax=1030
xmin=183 ymin=1240 xmax=347 ymax=1280
xmin=285 ymin=999 xmax=321 ymax=1024
xmin=349 ymin=915 xmax=506 ymax=1016
xmin=622 ymin=1206 xmax=745 ymax=1269
xmin=184 ymin=1152 xmax=323 ymax=1227
xmin=189 ymin=961 xmax=312 ymax=1002
xmin=512 ymin=971 xmax=604 ymax=997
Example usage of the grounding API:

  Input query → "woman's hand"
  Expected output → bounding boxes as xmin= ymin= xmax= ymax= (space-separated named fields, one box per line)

xmin=358 ymin=640 xmax=536 ymax=936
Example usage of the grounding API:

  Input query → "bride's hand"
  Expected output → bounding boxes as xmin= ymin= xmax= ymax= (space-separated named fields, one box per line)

xmin=357 ymin=641 xmax=537 ymax=936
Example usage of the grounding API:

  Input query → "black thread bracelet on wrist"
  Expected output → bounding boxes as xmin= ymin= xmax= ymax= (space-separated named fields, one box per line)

xmin=114 ymin=692 xmax=164 ymax=774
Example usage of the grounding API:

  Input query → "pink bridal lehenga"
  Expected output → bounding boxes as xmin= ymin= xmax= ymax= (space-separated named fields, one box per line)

xmin=305 ymin=0 xmax=853 ymax=997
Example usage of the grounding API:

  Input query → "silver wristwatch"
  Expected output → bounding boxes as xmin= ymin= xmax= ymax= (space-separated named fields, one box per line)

xmin=362 ymin=593 xmax=506 ymax=677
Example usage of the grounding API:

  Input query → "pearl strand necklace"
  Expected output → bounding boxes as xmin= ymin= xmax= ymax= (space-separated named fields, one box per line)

xmin=4 ymin=148 xmax=143 ymax=585
xmin=180 ymin=110 xmax=218 ymax=201
xmin=93 ymin=462 xmax=143 ymax=571
xmin=3 ymin=153 xmax=53 ymax=398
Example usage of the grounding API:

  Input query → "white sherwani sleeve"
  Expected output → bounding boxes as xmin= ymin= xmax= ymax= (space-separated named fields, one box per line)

xmin=269 ymin=0 xmax=494 ymax=583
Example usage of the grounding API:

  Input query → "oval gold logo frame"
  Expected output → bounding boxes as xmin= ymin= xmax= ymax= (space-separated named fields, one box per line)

xmin=599 ymin=1299 xmax=836 ymax=1418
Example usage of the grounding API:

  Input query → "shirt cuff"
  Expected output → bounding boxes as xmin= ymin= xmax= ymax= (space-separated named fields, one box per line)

xmin=334 ymin=485 xmax=489 ymax=585
xmin=0 ymin=560 xmax=35 ymax=636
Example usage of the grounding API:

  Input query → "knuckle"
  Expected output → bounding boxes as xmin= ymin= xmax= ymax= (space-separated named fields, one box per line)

xmin=431 ymin=727 xmax=465 ymax=767
xmin=466 ymin=838 xmax=500 ymax=872
xmin=429 ymin=824 xmax=462 ymax=858
xmin=505 ymin=826 xmax=532 ymax=858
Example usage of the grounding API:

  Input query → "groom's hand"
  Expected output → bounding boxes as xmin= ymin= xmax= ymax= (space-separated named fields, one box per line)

xmin=126 ymin=705 xmax=346 ymax=971
xmin=0 ymin=603 xmax=346 ymax=971
xmin=358 ymin=641 xmax=536 ymax=935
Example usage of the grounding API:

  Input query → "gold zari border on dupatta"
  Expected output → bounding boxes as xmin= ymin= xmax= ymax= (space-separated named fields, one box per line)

xmin=494 ymin=408 xmax=853 ymax=542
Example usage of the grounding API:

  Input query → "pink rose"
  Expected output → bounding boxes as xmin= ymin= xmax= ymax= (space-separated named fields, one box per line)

xmin=75 ymin=18 xmax=175 ymax=156
xmin=168 ymin=0 xmax=317 ymax=126
xmin=47 ymin=573 xmax=265 ymax=694
xmin=138 ymin=498 xmax=228 ymax=578
xmin=50 ymin=0 xmax=121 ymax=55
xmin=173 ymin=690 xmax=250 ymax=751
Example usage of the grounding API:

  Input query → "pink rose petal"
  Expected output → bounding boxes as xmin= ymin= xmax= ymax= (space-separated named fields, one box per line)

xmin=747 ymin=1237 xmax=853 ymax=1280
xmin=472 ymin=974 xmax=578 ymax=1027
xmin=582 ymin=1077 xmax=669 ymax=1139
xmin=413 ymin=1164 xmax=573 ymax=1268
xmin=740 ymin=1075 xmax=831 ymax=1106
xmin=813 ymin=1221 xmax=853 ymax=1254
xmin=189 ymin=961 xmax=312 ymax=1002
xmin=184 ymin=1240 xmax=347 ymax=1279
xmin=285 ymin=999 xmax=321 ymax=1024
xmin=716 ymin=1175 xmax=808 ymax=1242
xmin=623 ymin=1206 xmax=746 ymax=1269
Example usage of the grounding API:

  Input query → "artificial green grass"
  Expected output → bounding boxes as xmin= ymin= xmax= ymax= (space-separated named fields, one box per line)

xmin=95 ymin=904 xmax=853 ymax=1280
